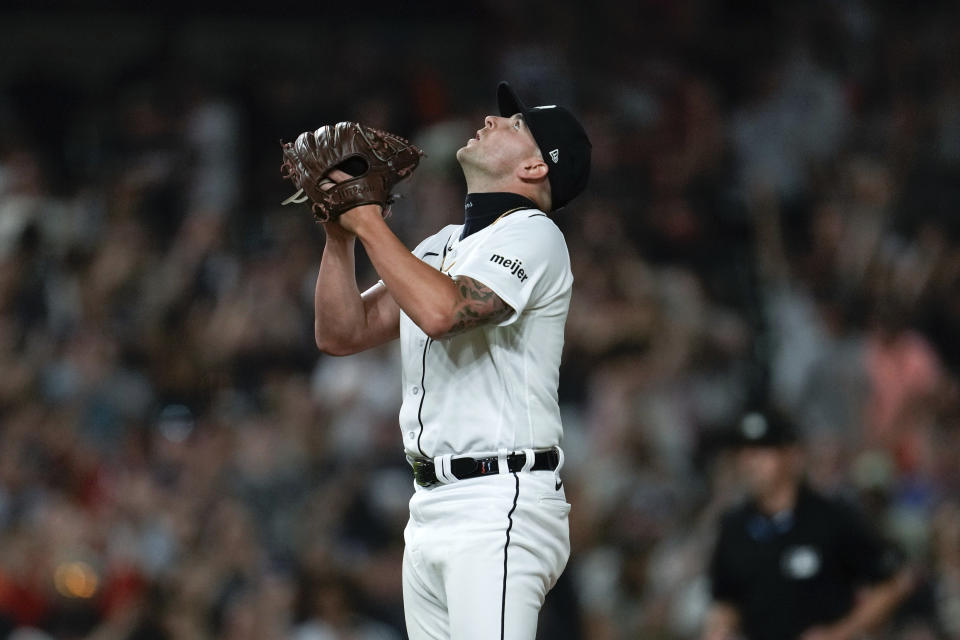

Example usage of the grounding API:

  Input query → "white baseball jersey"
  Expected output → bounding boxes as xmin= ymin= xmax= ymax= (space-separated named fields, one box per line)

xmin=398 ymin=209 xmax=573 ymax=458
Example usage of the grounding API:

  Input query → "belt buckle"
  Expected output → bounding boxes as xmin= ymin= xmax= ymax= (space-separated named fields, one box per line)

xmin=412 ymin=459 xmax=436 ymax=487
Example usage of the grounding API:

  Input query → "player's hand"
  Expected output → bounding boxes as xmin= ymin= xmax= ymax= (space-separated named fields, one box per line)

xmin=320 ymin=168 xmax=353 ymax=189
xmin=316 ymin=169 xmax=355 ymax=240
xmin=319 ymin=169 xmax=384 ymax=236
xmin=338 ymin=203 xmax=385 ymax=235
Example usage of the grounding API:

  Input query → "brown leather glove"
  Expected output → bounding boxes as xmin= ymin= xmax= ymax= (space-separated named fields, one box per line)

xmin=280 ymin=122 xmax=423 ymax=222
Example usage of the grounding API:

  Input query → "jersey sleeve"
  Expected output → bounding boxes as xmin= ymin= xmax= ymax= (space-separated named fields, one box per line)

xmin=448 ymin=214 xmax=571 ymax=326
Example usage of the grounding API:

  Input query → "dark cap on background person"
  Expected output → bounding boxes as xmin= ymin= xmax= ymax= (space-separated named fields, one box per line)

xmin=725 ymin=409 xmax=800 ymax=448
xmin=497 ymin=81 xmax=592 ymax=211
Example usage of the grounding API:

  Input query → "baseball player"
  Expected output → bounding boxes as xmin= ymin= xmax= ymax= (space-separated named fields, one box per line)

xmin=306 ymin=82 xmax=591 ymax=639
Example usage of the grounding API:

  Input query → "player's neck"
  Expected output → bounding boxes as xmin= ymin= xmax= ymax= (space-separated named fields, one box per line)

xmin=463 ymin=171 xmax=543 ymax=210
xmin=461 ymin=192 xmax=538 ymax=239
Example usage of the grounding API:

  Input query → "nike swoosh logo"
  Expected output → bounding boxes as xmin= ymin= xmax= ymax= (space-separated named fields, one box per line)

xmin=555 ymin=479 xmax=563 ymax=491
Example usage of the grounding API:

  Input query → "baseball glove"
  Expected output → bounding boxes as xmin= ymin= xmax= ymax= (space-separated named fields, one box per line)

xmin=280 ymin=122 xmax=423 ymax=222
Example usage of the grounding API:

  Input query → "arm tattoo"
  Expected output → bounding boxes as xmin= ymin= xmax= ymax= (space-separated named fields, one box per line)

xmin=444 ymin=275 xmax=514 ymax=337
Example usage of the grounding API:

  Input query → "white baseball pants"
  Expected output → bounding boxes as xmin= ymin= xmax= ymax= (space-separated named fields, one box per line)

xmin=402 ymin=469 xmax=571 ymax=640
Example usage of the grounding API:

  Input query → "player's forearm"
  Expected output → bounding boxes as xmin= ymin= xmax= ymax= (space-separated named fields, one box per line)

xmin=351 ymin=213 xmax=461 ymax=339
xmin=313 ymin=233 xmax=368 ymax=354
xmin=831 ymin=570 xmax=913 ymax=640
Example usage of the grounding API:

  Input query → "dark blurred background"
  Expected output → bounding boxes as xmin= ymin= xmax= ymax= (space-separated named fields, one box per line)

xmin=0 ymin=1 xmax=958 ymax=639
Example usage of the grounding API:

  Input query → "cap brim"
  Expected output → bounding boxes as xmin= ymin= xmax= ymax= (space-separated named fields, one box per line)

xmin=498 ymin=82 xmax=527 ymax=118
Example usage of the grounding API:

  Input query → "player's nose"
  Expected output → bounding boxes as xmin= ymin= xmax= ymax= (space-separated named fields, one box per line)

xmin=484 ymin=115 xmax=496 ymax=129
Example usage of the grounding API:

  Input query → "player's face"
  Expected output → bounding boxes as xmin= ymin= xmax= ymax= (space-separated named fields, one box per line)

xmin=456 ymin=113 xmax=542 ymax=177
xmin=737 ymin=446 xmax=797 ymax=496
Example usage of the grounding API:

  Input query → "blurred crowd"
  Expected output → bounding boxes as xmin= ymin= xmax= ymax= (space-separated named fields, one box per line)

xmin=0 ymin=1 xmax=959 ymax=639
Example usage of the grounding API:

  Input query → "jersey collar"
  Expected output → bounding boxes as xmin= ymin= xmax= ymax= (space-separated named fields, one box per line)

xmin=461 ymin=192 xmax=539 ymax=240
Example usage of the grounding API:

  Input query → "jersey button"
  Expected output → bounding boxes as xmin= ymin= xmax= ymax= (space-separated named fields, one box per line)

xmin=411 ymin=386 xmax=420 ymax=395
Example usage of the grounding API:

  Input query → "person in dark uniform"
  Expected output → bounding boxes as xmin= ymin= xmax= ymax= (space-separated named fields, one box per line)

xmin=702 ymin=409 xmax=914 ymax=640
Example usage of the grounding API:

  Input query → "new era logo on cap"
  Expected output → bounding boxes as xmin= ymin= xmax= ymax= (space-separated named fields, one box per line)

xmin=497 ymin=82 xmax=591 ymax=210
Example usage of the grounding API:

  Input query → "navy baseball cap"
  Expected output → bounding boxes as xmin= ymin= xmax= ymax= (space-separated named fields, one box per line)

xmin=497 ymin=81 xmax=592 ymax=211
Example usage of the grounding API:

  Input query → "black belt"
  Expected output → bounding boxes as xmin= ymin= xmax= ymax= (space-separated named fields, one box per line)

xmin=410 ymin=448 xmax=560 ymax=487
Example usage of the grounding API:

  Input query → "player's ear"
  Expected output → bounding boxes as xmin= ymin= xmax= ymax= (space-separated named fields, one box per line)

xmin=517 ymin=157 xmax=548 ymax=182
